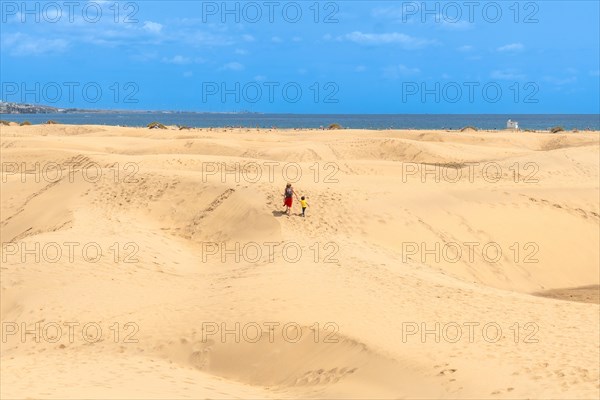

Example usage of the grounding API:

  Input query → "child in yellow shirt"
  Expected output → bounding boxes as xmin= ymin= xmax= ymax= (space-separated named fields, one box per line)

xmin=300 ymin=196 xmax=308 ymax=217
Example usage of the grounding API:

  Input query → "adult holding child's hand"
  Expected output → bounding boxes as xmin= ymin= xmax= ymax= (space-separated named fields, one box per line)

xmin=283 ymin=183 xmax=297 ymax=216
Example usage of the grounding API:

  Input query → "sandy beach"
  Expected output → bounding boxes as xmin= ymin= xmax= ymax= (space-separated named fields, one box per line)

xmin=1 ymin=124 xmax=599 ymax=399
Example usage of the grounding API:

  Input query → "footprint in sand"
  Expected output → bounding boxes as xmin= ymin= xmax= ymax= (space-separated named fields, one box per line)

xmin=189 ymin=340 xmax=214 ymax=370
xmin=294 ymin=367 xmax=357 ymax=386
xmin=437 ymin=368 xmax=457 ymax=376
xmin=190 ymin=348 xmax=211 ymax=369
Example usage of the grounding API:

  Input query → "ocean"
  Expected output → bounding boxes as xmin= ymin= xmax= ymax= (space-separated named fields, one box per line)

xmin=1 ymin=113 xmax=599 ymax=130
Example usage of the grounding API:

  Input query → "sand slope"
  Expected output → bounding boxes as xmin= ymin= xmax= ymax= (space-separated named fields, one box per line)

xmin=1 ymin=125 xmax=599 ymax=399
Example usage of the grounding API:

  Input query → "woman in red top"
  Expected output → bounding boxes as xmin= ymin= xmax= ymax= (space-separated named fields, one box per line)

xmin=283 ymin=183 xmax=297 ymax=216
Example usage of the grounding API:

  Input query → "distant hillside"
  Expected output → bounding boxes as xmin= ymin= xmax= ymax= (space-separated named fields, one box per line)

xmin=0 ymin=102 xmax=261 ymax=115
xmin=0 ymin=101 xmax=82 ymax=114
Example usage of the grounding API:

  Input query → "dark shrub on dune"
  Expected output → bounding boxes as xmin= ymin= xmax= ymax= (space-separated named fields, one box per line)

xmin=328 ymin=123 xmax=342 ymax=130
xmin=148 ymin=122 xmax=167 ymax=129
xmin=20 ymin=121 xmax=32 ymax=126
xmin=0 ymin=120 xmax=11 ymax=126
xmin=460 ymin=126 xmax=478 ymax=132
xmin=46 ymin=120 xmax=59 ymax=124
xmin=550 ymin=126 xmax=565 ymax=133
xmin=178 ymin=125 xmax=191 ymax=130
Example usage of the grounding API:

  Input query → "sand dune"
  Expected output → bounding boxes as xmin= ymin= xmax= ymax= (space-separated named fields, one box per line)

xmin=1 ymin=125 xmax=599 ymax=399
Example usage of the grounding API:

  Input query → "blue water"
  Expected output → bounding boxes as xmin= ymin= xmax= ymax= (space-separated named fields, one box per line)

xmin=1 ymin=113 xmax=599 ymax=130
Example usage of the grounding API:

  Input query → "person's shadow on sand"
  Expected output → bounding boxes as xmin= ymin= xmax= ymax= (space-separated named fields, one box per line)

xmin=272 ymin=210 xmax=304 ymax=218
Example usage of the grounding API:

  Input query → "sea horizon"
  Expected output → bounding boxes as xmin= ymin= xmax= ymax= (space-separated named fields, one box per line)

xmin=2 ymin=112 xmax=599 ymax=130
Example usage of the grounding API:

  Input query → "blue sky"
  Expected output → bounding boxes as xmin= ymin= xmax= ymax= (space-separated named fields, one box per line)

xmin=1 ymin=0 xmax=599 ymax=113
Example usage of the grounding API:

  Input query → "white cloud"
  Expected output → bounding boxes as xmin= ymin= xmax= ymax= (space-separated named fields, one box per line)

xmin=254 ymin=75 xmax=267 ymax=81
xmin=131 ymin=51 xmax=159 ymax=62
xmin=222 ymin=62 xmax=244 ymax=71
xmin=183 ymin=71 xmax=193 ymax=78
xmin=185 ymin=31 xmax=234 ymax=46
xmin=235 ymin=49 xmax=248 ymax=55
xmin=491 ymin=69 xmax=525 ymax=80
xmin=355 ymin=65 xmax=367 ymax=72
xmin=143 ymin=21 xmax=163 ymax=34
xmin=292 ymin=36 xmax=302 ymax=42
xmin=372 ymin=6 xmax=475 ymax=31
xmin=383 ymin=64 xmax=421 ymax=79
xmin=372 ymin=6 xmax=393 ymax=17
xmin=242 ymin=34 xmax=255 ymax=42
xmin=2 ymin=4 xmax=171 ymax=50
xmin=458 ymin=45 xmax=473 ymax=52
xmin=439 ymin=20 xmax=472 ymax=31
xmin=1 ymin=33 xmax=68 ymax=56
xmin=336 ymin=31 xmax=436 ymax=48
xmin=371 ymin=6 xmax=404 ymax=19
xmin=162 ymin=55 xmax=191 ymax=64
xmin=543 ymin=76 xmax=577 ymax=85
xmin=497 ymin=43 xmax=524 ymax=52
xmin=271 ymin=36 xmax=283 ymax=43
xmin=161 ymin=55 xmax=204 ymax=65
xmin=590 ymin=69 xmax=600 ymax=77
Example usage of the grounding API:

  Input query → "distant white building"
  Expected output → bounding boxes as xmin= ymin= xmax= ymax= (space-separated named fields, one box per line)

xmin=507 ymin=119 xmax=519 ymax=130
